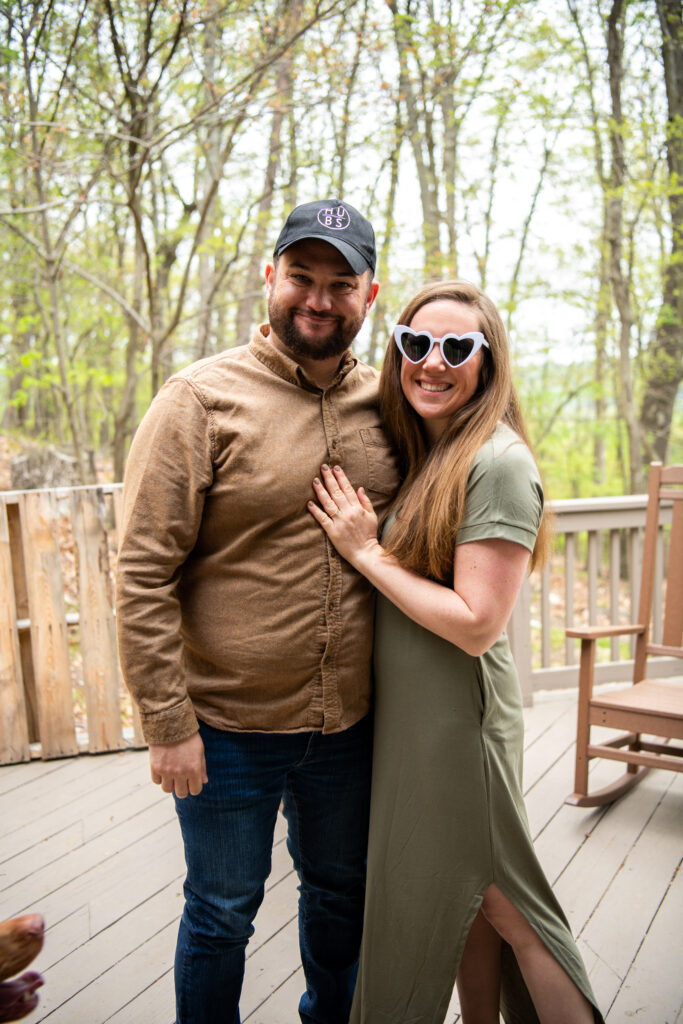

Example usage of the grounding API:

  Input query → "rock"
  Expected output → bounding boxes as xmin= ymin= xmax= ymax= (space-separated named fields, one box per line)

xmin=9 ymin=446 xmax=81 ymax=490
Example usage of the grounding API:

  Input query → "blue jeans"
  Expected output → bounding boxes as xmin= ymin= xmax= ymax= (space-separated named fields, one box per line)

xmin=173 ymin=715 xmax=372 ymax=1024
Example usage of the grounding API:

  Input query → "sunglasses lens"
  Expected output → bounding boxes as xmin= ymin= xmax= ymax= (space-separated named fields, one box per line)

xmin=399 ymin=331 xmax=431 ymax=362
xmin=442 ymin=338 xmax=474 ymax=366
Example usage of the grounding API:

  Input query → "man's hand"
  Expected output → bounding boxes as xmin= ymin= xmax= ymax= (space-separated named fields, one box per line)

xmin=149 ymin=733 xmax=208 ymax=798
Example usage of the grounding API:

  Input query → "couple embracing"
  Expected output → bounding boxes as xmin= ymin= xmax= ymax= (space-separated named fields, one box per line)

xmin=116 ymin=200 xmax=602 ymax=1024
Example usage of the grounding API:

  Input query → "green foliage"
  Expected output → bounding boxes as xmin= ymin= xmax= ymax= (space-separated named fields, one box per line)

xmin=0 ymin=0 xmax=679 ymax=492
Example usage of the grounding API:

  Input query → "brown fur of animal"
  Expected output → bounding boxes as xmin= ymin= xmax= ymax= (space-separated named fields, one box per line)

xmin=0 ymin=916 xmax=45 ymax=1022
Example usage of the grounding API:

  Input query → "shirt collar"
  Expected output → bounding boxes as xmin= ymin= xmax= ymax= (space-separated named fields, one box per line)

xmin=249 ymin=324 xmax=358 ymax=392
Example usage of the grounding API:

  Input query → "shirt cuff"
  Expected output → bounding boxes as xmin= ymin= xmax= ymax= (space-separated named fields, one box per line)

xmin=138 ymin=696 xmax=199 ymax=745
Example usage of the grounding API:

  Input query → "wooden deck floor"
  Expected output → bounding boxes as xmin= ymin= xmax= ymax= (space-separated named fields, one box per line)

xmin=1 ymin=690 xmax=681 ymax=1024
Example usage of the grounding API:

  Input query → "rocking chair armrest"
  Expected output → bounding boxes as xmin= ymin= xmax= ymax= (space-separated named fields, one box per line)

xmin=565 ymin=624 xmax=645 ymax=640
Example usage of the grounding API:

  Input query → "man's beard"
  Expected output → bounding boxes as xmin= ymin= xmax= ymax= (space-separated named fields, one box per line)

xmin=268 ymin=297 xmax=364 ymax=362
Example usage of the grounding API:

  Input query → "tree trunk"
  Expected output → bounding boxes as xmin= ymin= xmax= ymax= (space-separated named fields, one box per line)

xmin=22 ymin=29 xmax=92 ymax=484
xmin=606 ymin=0 xmax=643 ymax=493
xmin=507 ymin=140 xmax=553 ymax=338
xmin=3 ymin=294 xmax=32 ymax=432
xmin=478 ymin=101 xmax=510 ymax=290
xmin=439 ymin=67 xmax=459 ymax=277
xmin=388 ymin=0 xmax=441 ymax=275
xmin=593 ymin=231 xmax=611 ymax=485
xmin=234 ymin=1 xmax=304 ymax=347
xmin=367 ymin=102 xmax=402 ymax=368
xmin=568 ymin=0 xmax=613 ymax=486
xmin=334 ymin=0 xmax=369 ymax=195
xmin=113 ymin=229 xmax=145 ymax=481
xmin=195 ymin=14 xmax=224 ymax=361
xmin=639 ymin=0 xmax=683 ymax=466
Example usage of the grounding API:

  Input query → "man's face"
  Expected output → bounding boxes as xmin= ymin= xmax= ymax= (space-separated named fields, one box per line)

xmin=265 ymin=239 xmax=377 ymax=363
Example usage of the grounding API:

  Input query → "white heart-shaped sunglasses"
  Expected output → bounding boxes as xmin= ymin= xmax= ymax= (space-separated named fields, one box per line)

xmin=394 ymin=325 xmax=490 ymax=368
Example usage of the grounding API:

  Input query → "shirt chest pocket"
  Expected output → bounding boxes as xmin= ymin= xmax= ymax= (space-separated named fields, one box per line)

xmin=359 ymin=427 xmax=400 ymax=497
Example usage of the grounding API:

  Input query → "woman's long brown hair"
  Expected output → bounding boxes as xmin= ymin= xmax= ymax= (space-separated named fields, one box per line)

xmin=379 ymin=280 xmax=552 ymax=581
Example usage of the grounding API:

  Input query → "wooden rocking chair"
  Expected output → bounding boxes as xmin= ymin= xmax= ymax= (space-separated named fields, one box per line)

xmin=565 ymin=462 xmax=683 ymax=807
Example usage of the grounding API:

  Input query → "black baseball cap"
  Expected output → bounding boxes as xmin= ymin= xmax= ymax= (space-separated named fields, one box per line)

xmin=273 ymin=199 xmax=376 ymax=275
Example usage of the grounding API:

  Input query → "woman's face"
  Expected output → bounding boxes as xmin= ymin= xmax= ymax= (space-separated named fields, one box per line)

xmin=400 ymin=299 xmax=484 ymax=443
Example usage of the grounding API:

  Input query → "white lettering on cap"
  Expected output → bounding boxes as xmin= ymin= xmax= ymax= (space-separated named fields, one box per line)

xmin=317 ymin=205 xmax=350 ymax=231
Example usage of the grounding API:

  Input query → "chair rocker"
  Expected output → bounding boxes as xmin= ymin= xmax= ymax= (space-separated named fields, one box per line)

xmin=565 ymin=462 xmax=683 ymax=807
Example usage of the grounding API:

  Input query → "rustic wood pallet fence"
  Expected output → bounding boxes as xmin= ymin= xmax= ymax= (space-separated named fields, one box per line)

xmin=0 ymin=484 xmax=143 ymax=766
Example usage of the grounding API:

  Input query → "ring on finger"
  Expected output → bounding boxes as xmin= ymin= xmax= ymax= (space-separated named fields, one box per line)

xmin=328 ymin=506 xmax=340 ymax=519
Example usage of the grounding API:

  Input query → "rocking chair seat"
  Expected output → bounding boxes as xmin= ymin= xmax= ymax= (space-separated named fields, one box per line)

xmin=591 ymin=679 xmax=683 ymax=737
xmin=566 ymin=463 xmax=683 ymax=807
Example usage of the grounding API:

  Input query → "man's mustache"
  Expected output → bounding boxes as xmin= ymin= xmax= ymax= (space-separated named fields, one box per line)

xmin=291 ymin=309 xmax=340 ymax=322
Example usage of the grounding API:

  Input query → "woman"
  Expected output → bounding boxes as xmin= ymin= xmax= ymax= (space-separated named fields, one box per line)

xmin=308 ymin=281 xmax=602 ymax=1024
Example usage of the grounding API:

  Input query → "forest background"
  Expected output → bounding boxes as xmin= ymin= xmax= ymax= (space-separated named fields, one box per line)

xmin=0 ymin=0 xmax=681 ymax=499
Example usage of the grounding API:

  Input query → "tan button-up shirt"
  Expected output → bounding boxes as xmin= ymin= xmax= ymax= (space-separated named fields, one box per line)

xmin=115 ymin=325 xmax=399 ymax=745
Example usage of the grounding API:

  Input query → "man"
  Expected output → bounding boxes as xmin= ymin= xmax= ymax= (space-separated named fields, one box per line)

xmin=115 ymin=199 xmax=399 ymax=1024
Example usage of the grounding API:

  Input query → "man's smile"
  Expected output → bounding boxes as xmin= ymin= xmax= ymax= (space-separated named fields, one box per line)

xmin=294 ymin=310 xmax=338 ymax=324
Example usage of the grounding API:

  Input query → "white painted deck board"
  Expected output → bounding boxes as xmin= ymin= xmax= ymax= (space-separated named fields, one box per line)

xmin=1 ymin=690 xmax=680 ymax=1024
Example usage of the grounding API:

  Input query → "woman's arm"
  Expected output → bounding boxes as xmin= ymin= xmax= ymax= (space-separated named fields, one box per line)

xmin=309 ymin=464 xmax=530 ymax=656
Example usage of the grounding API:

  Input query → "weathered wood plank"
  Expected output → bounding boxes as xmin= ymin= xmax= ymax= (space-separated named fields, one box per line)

xmin=42 ymin=919 xmax=178 ymax=1024
xmin=39 ymin=905 xmax=90 ymax=973
xmin=248 ymin=870 xmax=297 ymax=958
xmin=19 ymin=491 xmax=77 ymax=758
xmin=0 ymin=500 xmax=30 ymax=764
xmin=523 ymin=705 xmax=577 ymax=795
xmin=110 ymin=485 xmax=145 ymax=750
xmin=70 ymin=489 xmax=124 ymax=753
xmin=0 ymin=761 xmax=152 ymax=880
xmin=104 ymin=973 xmax=175 ymax=1024
xmin=576 ymin=772 xmax=683 ymax=1016
xmin=34 ymin=883 xmax=183 ymax=1021
xmin=244 ymin=966 xmax=303 ymax=1024
xmin=607 ymin=816 xmax=683 ymax=1023
xmin=0 ymin=762 xmax=36 ymax=795
xmin=521 ymin=692 xmax=575 ymax=749
xmin=525 ymin=744 xmax=578 ymax=839
xmin=0 ymin=806 xmax=180 ymax=923
xmin=549 ymin=768 xmax=675 ymax=939
xmin=5 ymin=500 xmax=39 ymax=743
xmin=0 ymin=757 xmax=63 ymax=796
xmin=241 ymin=917 xmax=302 ymax=1019
xmin=127 ymin=694 xmax=146 ymax=749
xmin=0 ymin=750 xmax=143 ymax=840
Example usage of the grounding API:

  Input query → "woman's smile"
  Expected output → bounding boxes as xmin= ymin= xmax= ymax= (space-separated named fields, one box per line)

xmin=400 ymin=299 xmax=484 ymax=442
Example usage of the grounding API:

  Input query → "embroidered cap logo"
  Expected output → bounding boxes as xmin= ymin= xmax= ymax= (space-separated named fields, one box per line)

xmin=317 ymin=206 xmax=351 ymax=231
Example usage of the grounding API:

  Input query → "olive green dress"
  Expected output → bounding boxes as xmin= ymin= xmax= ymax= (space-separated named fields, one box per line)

xmin=350 ymin=424 xmax=602 ymax=1024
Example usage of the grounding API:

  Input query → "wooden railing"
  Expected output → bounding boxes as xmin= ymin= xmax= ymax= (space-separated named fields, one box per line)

xmin=510 ymin=493 xmax=677 ymax=703
xmin=0 ymin=485 xmax=676 ymax=763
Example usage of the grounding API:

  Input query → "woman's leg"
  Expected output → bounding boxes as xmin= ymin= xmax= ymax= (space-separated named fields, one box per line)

xmin=480 ymin=884 xmax=594 ymax=1024
xmin=456 ymin=908 xmax=502 ymax=1024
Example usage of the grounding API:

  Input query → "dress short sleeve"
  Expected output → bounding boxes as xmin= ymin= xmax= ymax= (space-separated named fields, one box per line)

xmin=455 ymin=424 xmax=544 ymax=553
